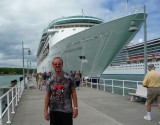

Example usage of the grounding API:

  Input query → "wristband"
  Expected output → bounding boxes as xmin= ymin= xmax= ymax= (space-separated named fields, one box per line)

xmin=74 ymin=107 xmax=78 ymax=109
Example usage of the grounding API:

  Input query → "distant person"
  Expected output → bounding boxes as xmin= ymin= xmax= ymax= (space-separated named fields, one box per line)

xmin=78 ymin=70 xmax=82 ymax=79
xmin=69 ymin=70 xmax=74 ymax=78
xmin=73 ymin=70 xmax=76 ymax=77
xmin=75 ymin=73 xmax=81 ymax=90
xmin=77 ymin=70 xmax=82 ymax=86
xmin=10 ymin=80 xmax=17 ymax=86
xmin=44 ymin=57 xmax=78 ymax=125
xmin=36 ymin=73 xmax=39 ymax=87
xmin=36 ymin=72 xmax=44 ymax=90
xmin=43 ymin=72 xmax=48 ymax=86
xmin=48 ymin=72 xmax=52 ymax=79
xmin=143 ymin=64 xmax=160 ymax=123
xmin=19 ymin=76 xmax=23 ymax=82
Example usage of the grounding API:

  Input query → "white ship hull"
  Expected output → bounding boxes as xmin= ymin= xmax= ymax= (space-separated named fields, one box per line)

xmin=103 ymin=62 xmax=160 ymax=75
xmin=37 ymin=13 xmax=145 ymax=77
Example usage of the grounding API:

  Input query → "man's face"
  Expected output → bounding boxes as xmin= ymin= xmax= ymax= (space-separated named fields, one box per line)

xmin=52 ymin=58 xmax=63 ymax=72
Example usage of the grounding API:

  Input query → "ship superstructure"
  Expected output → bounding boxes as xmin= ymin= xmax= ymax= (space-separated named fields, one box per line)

xmin=103 ymin=38 xmax=160 ymax=75
xmin=37 ymin=13 xmax=145 ymax=77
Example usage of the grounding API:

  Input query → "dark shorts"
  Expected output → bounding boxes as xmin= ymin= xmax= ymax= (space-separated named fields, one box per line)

xmin=147 ymin=87 xmax=160 ymax=104
xmin=76 ymin=81 xmax=80 ymax=87
xmin=50 ymin=111 xmax=73 ymax=125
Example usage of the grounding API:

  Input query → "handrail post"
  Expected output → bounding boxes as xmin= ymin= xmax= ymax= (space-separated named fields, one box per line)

xmin=86 ymin=79 xmax=87 ymax=87
xmin=91 ymin=78 xmax=93 ymax=88
xmin=103 ymin=79 xmax=105 ymax=91
xmin=19 ymin=83 xmax=22 ymax=98
xmin=20 ymin=82 xmax=23 ymax=98
xmin=6 ymin=93 xmax=11 ymax=124
xmin=17 ymin=84 xmax=20 ymax=102
xmin=122 ymin=81 xmax=125 ymax=96
xmin=21 ymin=82 xmax=24 ymax=96
xmin=112 ymin=80 xmax=114 ymax=93
xmin=15 ymin=86 xmax=18 ymax=106
xmin=22 ymin=81 xmax=24 ymax=94
xmin=0 ymin=99 xmax=2 ymax=125
xmin=97 ymin=78 xmax=98 ymax=90
xmin=11 ymin=89 xmax=15 ymax=114
xmin=81 ymin=78 xmax=83 ymax=87
xmin=137 ymin=81 xmax=139 ymax=87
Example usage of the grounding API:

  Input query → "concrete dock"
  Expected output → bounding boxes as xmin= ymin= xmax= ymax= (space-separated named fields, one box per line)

xmin=8 ymin=78 xmax=160 ymax=125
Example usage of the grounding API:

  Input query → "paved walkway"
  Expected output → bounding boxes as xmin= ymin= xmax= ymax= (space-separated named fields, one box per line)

xmin=9 ymin=78 xmax=160 ymax=125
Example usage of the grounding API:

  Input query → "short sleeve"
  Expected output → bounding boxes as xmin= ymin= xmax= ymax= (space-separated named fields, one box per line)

xmin=46 ymin=78 xmax=52 ymax=93
xmin=46 ymin=83 xmax=51 ymax=93
xmin=70 ymin=77 xmax=76 ymax=90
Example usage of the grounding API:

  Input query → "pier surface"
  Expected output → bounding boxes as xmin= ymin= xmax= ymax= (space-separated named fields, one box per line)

xmin=10 ymin=78 xmax=160 ymax=125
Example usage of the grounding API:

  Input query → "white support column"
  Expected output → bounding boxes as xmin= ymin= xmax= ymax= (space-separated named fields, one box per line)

xmin=97 ymin=78 xmax=98 ymax=90
xmin=112 ymin=80 xmax=114 ymax=93
xmin=15 ymin=87 xmax=18 ymax=106
xmin=122 ymin=81 xmax=125 ymax=96
xmin=6 ymin=93 xmax=11 ymax=124
xmin=17 ymin=85 xmax=20 ymax=102
xmin=91 ymin=78 xmax=93 ymax=88
xmin=0 ymin=99 xmax=2 ymax=125
xmin=11 ymin=89 xmax=15 ymax=114
xmin=103 ymin=79 xmax=105 ymax=91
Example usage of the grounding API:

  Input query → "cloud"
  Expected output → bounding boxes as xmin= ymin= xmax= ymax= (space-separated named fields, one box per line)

xmin=0 ymin=0 xmax=159 ymax=68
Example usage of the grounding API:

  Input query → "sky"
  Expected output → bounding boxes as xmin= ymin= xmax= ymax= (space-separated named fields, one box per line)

xmin=0 ymin=0 xmax=159 ymax=68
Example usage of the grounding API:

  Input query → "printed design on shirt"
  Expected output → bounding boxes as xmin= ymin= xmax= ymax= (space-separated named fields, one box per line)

xmin=54 ymin=83 xmax=64 ymax=98
xmin=51 ymin=82 xmax=65 ymax=109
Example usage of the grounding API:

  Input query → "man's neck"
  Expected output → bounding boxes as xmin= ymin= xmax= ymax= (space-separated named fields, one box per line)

xmin=55 ymin=71 xmax=63 ymax=76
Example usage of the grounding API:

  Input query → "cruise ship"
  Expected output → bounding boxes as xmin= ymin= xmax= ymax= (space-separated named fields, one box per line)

xmin=103 ymin=38 xmax=160 ymax=75
xmin=37 ymin=12 xmax=145 ymax=77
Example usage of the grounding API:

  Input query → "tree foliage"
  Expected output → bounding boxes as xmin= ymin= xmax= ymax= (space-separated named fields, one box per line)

xmin=0 ymin=68 xmax=36 ymax=75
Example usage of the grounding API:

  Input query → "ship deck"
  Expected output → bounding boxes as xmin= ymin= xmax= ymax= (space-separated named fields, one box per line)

xmin=8 ymin=78 xmax=160 ymax=125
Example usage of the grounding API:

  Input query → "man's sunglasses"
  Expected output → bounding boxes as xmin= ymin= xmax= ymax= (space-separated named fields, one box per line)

xmin=53 ymin=63 xmax=62 ymax=66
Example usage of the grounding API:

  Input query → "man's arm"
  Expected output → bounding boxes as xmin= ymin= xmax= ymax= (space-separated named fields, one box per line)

xmin=72 ymin=89 xmax=78 ymax=118
xmin=44 ymin=92 xmax=51 ymax=120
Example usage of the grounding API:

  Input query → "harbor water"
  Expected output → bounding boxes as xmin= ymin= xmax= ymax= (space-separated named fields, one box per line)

xmin=0 ymin=75 xmax=22 ymax=88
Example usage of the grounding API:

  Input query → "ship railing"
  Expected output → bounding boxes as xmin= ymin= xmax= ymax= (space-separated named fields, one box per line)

xmin=105 ymin=6 xmax=143 ymax=23
xmin=82 ymin=77 xmax=142 ymax=96
xmin=128 ymin=6 xmax=143 ymax=15
xmin=0 ymin=78 xmax=26 ymax=125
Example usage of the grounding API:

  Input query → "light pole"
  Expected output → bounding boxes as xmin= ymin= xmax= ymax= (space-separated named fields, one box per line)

xmin=143 ymin=5 xmax=147 ymax=75
xmin=22 ymin=42 xmax=31 ymax=85
xmin=29 ymin=62 xmax=31 ymax=75
xmin=30 ymin=62 xmax=31 ymax=69
xmin=27 ymin=60 xmax=31 ymax=75
xmin=27 ymin=59 xmax=29 ymax=76
xmin=129 ymin=5 xmax=147 ymax=74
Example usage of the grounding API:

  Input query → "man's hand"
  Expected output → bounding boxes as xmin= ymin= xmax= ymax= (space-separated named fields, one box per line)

xmin=44 ymin=111 xmax=50 ymax=121
xmin=73 ymin=109 xmax=78 ymax=118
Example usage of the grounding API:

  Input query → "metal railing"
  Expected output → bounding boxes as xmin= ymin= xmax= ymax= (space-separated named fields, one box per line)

xmin=82 ymin=77 xmax=143 ymax=96
xmin=0 ymin=78 xmax=26 ymax=125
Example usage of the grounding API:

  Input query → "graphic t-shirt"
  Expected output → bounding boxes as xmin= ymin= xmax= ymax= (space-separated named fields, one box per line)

xmin=46 ymin=72 xmax=76 ymax=113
